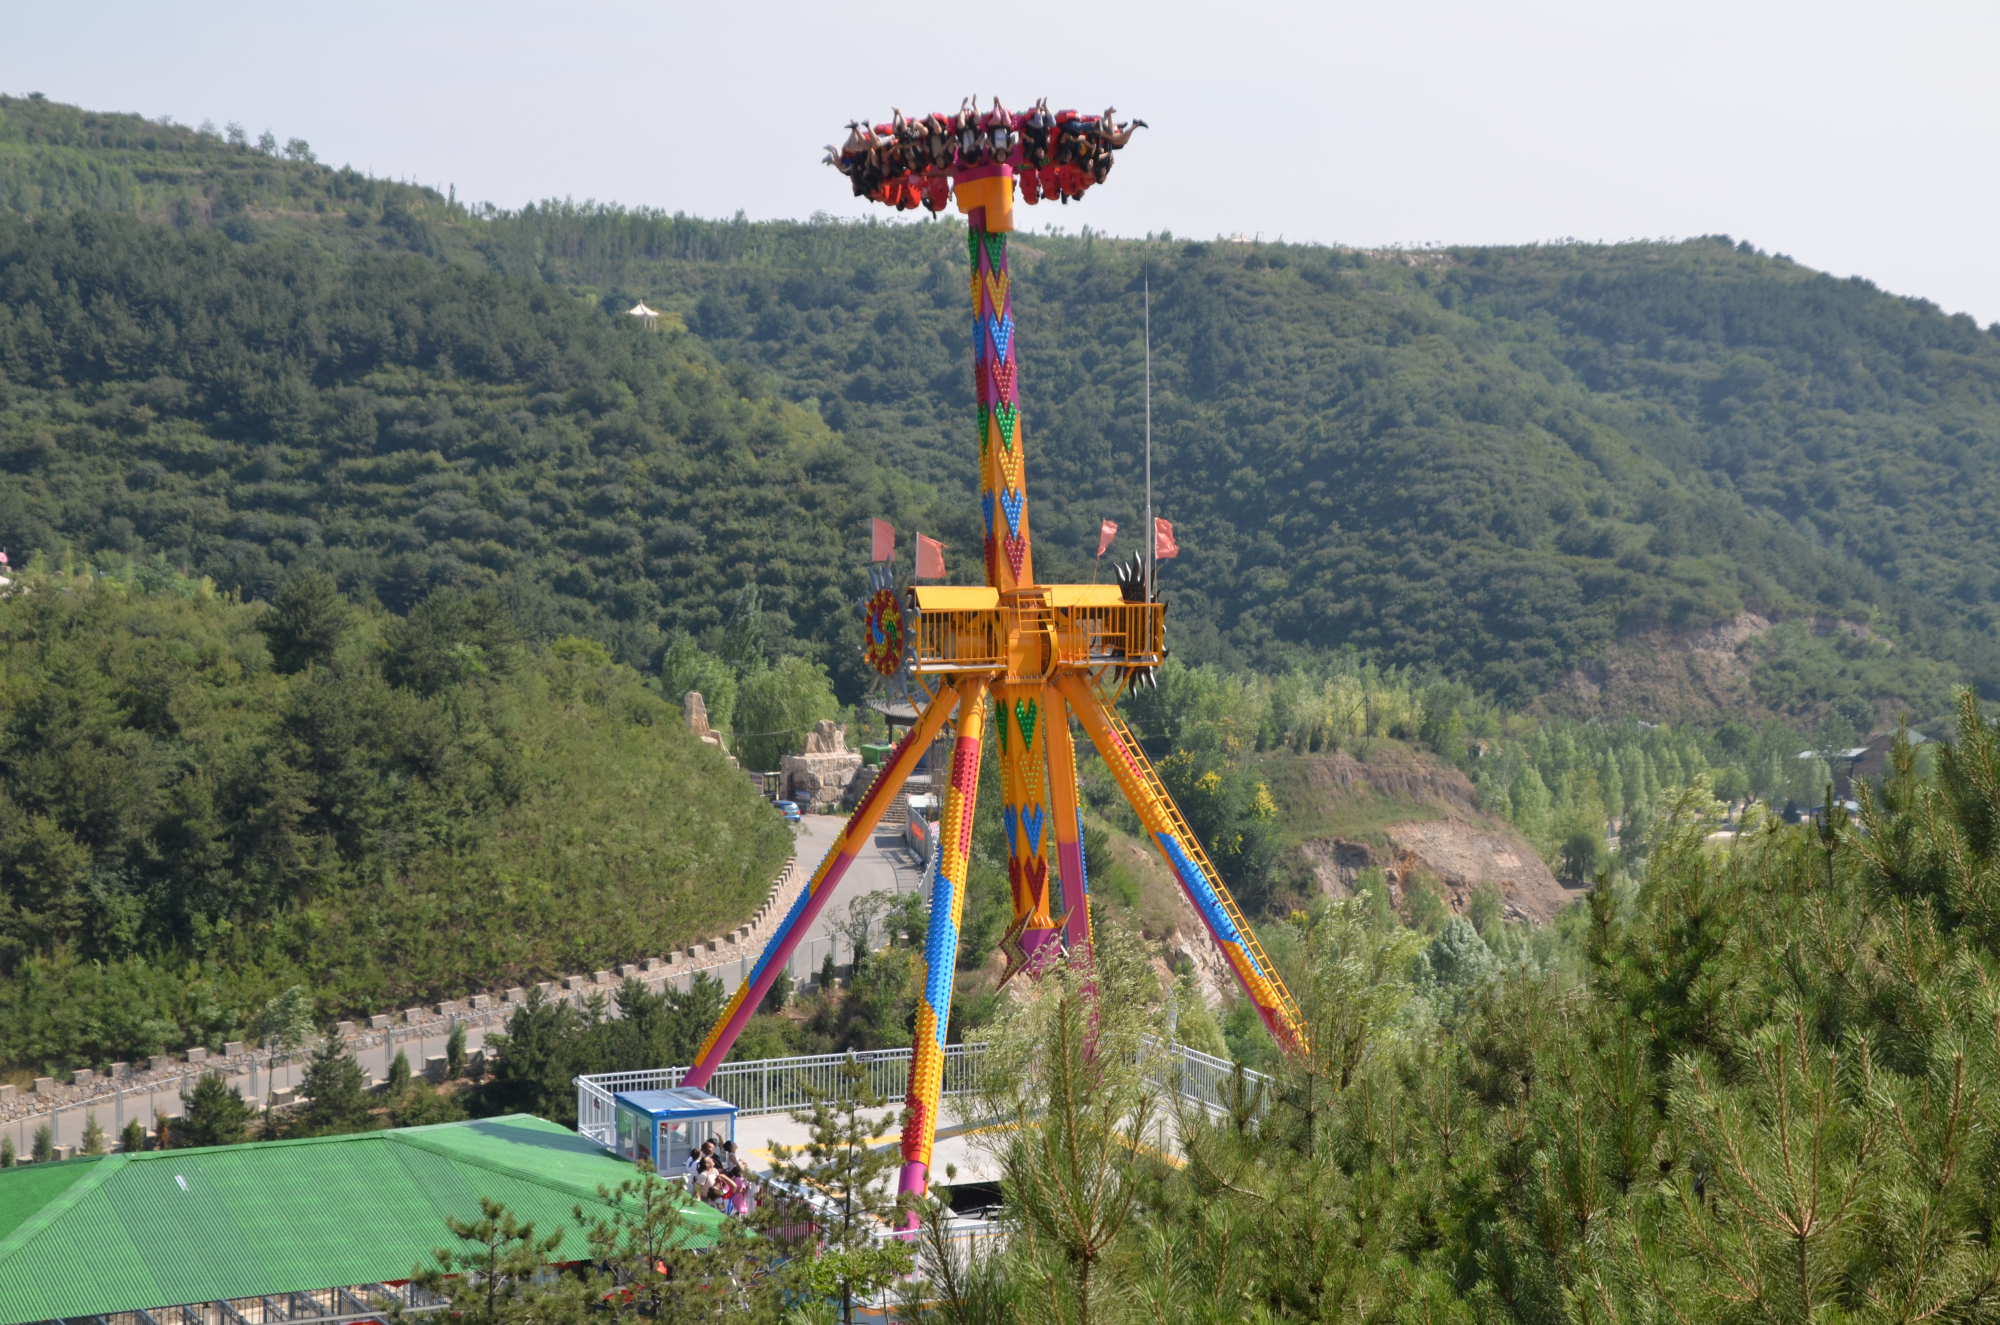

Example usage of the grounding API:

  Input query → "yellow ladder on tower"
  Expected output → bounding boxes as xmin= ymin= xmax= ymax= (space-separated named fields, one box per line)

xmin=1093 ymin=693 xmax=1306 ymax=1047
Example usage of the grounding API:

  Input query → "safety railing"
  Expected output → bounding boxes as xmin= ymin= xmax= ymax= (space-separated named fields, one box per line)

xmin=1053 ymin=602 xmax=1165 ymax=669
xmin=911 ymin=608 xmax=1004 ymax=674
xmin=578 ymin=1043 xmax=990 ymax=1146
xmin=1139 ymin=1036 xmax=1267 ymax=1116
xmin=51 ymin=1280 xmax=450 ymax=1325
xmin=578 ymin=1039 xmax=1266 ymax=1149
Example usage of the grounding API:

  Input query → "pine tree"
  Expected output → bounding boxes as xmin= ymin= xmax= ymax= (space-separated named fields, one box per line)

xmin=296 ymin=1035 xmax=372 ymax=1136
xmin=1512 ymin=765 xmax=1553 ymax=845
xmin=81 ymin=1111 xmax=105 ymax=1155
xmin=766 ymin=1055 xmax=913 ymax=1324
xmin=411 ymin=1196 xmax=576 ymax=1325
xmin=180 ymin=1073 xmax=252 ymax=1147
xmin=263 ymin=572 xmax=351 ymax=673
xmin=120 ymin=1119 xmax=146 ymax=1153
xmin=579 ymin=1165 xmax=779 ymax=1320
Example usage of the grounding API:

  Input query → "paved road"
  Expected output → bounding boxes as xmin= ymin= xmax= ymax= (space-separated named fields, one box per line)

xmin=780 ymin=812 xmax=930 ymax=983
xmin=13 ymin=814 xmax=928 ymax=1159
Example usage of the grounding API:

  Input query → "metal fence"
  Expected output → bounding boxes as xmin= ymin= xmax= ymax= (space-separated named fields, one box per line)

xmin=576 ymin=1039 xmax=1269 ymax=1149
xmin=577 ymin=1043 xmax=990 ymax=1147
xmin=1138 ymin=1036 xmax=1269 ymax=1115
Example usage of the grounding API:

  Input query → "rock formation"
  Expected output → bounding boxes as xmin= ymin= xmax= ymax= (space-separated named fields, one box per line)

xmin=683 ymin=692 xmax=738 ymax=767
xmin=780 ymin=720 xmax=863 ymax=812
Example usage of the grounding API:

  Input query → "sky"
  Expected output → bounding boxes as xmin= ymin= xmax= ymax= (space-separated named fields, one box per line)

xmin=6 ymin=0 xmax=1998 ymax=322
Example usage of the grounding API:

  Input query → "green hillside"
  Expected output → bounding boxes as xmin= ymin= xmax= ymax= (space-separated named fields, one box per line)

xmin=506 ymin=214 xmax=2000 ymax=721
xmin=0 ymin=564 xmax=789 ymax=1075
xmin=5 ymin=93 xmax=2000 ymax=733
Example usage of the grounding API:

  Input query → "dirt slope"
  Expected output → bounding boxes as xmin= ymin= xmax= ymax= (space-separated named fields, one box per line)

xmin=1532 ymin=613 xmax=1773 ymax=726
xmin=1259 ymin=742 xmax=1574 ymax=925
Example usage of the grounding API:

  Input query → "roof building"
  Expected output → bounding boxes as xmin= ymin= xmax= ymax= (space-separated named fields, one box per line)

xmin=1796 ymin=730 xmax=1932 ymax=801
xmin=0 ymin=1114 xmax=719 ymax=1325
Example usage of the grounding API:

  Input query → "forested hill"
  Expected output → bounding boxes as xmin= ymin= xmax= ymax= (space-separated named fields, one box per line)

xmin=5 ymin=92 xmax=2000 ymax=728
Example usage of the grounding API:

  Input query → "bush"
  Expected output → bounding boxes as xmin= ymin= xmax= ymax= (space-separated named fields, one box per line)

xmin=1401 ymin=874 xmax=1449 ymax=934
xmin=734 ymin=657 xmax=839 ymax=770
xmin=295 ymin=1037 xmax=372 ymax=1136
xmin=178 ymin=1073 xmax=251 ymax=1148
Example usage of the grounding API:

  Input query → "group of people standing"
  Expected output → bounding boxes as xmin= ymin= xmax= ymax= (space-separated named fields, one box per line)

xmin=686 ymin=1136 xmax=755 ymax=1215
xmin=826 ymin=97 xmax=1145 ymax=213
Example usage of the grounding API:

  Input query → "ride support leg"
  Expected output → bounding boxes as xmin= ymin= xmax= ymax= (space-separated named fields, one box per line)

xmin=1056 ymin=674 xmax=1305 ymax=1050
xmin=896 ymin=679 xmax=990 ymax=1215
xmin=684 ymin=686 xmax=962 ymax=1088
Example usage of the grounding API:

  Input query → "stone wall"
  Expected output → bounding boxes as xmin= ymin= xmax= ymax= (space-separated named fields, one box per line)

xmin=0 ymin=850 xmax=804 ymax=1129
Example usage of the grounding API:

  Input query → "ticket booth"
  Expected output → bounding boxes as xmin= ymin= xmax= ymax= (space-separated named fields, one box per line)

xmin=612 ymin=1087 xmax=737 ymax=1174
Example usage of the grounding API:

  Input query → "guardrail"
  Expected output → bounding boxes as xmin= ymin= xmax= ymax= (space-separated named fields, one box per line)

xmin=576 ymin=1038 xmax=1267 ymax=1150
xmin=1053 ymin=601 xmax=1165 ymax=668
xmin=911 ymin=608 xmax=1004 ymax=674
xmin=578 ymin=1043 xmax=989 ymax=1147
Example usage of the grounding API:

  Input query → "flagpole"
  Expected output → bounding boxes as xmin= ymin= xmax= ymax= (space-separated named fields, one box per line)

xmin=1144 ymin=276 xmax=1153 ymax=601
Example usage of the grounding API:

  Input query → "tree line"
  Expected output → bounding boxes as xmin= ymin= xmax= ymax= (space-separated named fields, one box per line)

xmin=0 ymin=561 xmax=787 ymax=1075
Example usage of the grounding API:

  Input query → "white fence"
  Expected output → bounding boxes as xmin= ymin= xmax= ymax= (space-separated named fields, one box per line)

xmin=576 ymin=1039 xmax=1269 ymax=1150
xmin=577 ymin=1043 xmax=989 ymax=1147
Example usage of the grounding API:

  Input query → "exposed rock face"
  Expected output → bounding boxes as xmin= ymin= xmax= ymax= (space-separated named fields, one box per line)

xmin=1299 ymin=821 xmax=1573 ymax=924
xmin=1534 ymin=612 xmax=1772 ymax=726
xmin=683 ymin=691 xmax=737 ymax=767
xmin=781 ymin=720 xmax=863 ymax=812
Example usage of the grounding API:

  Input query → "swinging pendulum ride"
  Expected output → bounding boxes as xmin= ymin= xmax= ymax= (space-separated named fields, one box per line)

xmin=682 ymin=102 xmax=1306 ymax=1216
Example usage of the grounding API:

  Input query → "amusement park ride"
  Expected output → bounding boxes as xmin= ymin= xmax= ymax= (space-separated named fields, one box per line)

xmin=682 ymin=99 xmax=1305 ymax=1220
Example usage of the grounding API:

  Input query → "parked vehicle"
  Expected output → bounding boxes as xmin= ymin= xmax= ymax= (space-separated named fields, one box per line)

xmin=904 ymin=793 xmax=939 ymax=862
xmin=775 ymin=799 xmax=802 ymax=826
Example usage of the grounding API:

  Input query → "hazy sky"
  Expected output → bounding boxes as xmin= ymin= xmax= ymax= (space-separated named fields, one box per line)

xmin=7 ymin=0 xmax=1997 ymax=322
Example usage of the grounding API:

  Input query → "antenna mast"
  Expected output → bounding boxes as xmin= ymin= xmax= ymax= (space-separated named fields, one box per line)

xmin=1144 ymin=275 xmax=1153 ymax=599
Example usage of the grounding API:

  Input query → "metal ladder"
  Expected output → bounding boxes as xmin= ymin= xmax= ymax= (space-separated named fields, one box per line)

xmin=1095 ymin=700 xmax=1305 ymax=1045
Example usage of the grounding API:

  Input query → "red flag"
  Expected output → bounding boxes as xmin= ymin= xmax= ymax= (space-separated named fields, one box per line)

xmin=916 ymin=533 xmax=947 ymax=579
xmin=1096 ymin=519 xmax=1118 ymax=558
xmin=871 ymin=518 xmax=895 ymax=563
xmin=1154 ymin=518 xmax=1178 ymax=560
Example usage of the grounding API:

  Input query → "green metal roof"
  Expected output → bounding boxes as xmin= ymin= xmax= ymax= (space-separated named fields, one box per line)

xmin=0 ymin=1114 xmax=723 ymax=1324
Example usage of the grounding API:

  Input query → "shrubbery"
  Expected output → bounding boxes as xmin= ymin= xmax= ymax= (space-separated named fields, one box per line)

xmin=0 ymin=565 xmax=788 ymax=1075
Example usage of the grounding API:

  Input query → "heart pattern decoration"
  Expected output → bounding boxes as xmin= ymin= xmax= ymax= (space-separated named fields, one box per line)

xmin=1004 ymin=533 xmax=1027 ymax=579
xmin=1015 ymin=696 xmax=1039 ymax=747
xmin=993 ymin=361 xmax=1017 ymax=403
xmin=990 ymin=312 xmax=1014 ymax=362
xmin=1021 ymin=805 xmax=1046 ymax=857
xmin=993 ymin=440 xmax=1021 ymax=492
xmin=999 ymin=489 xmax=1025 ymax=538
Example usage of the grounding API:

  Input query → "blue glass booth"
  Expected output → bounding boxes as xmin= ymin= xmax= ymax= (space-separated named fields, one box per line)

xmin=612 ymin=1087 xmax=737 ymax=1172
